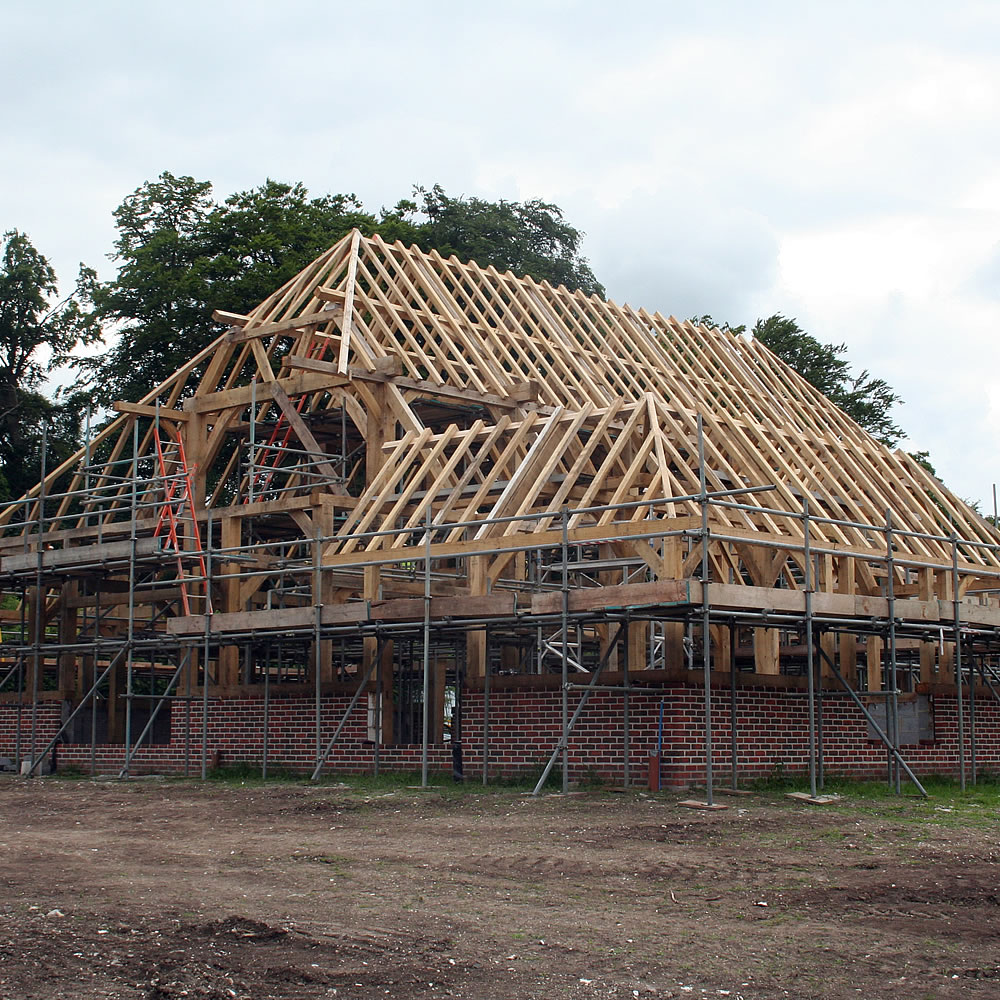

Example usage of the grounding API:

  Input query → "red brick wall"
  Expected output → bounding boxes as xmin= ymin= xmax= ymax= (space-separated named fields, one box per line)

xmin=0 ymin=702 xmax=62 ymax=764
xmin=1 ymin=685 xmax=997 ymax=785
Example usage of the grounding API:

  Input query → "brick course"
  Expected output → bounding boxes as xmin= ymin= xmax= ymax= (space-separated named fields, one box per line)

xmin=1 ymin=685 xmax=996 ymax=785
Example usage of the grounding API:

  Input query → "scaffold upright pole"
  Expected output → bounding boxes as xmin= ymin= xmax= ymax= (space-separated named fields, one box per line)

xmin=697 ymin=416 xmax=714 ymax=806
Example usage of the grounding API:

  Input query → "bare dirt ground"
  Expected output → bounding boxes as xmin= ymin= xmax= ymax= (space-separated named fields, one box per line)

xmin=1 ymin=775 xmax=998 ymax=1000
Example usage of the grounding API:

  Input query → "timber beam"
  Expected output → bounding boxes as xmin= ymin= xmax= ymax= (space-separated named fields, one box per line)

xmin=284 ymin=353 xmax=538 ymax=410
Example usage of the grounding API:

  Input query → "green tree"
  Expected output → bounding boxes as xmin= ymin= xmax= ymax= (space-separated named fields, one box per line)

xmin=0 ymin=390 xmax=89 ymax=506
xmin=409 ymin=184 xmax=603 ymax=296
xmin=689 ymin=314 xmax=745 ymax=335
xmin=80 ymin=172 xmax=218 ymax=405
xmin=0 ymin=230 xmax=99 ymax=501
xmin=202 ymin=180 xmax=389 ymax=314
xmin=84 ymin=175 xmax=394 ymax=404
xmin=751 ymin=315 xmax=903 ymax=446
xmin=908 ymin=450 xmax=936 ymax=476
xmin=80 ymin=175 xmax=602 ymax=404
xmin=750 ymin=314 xmax=849 ymax=398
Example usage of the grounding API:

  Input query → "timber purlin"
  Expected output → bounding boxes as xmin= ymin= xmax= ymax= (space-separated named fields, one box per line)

xmin=2 ymin=229 xmax=999 ymax=785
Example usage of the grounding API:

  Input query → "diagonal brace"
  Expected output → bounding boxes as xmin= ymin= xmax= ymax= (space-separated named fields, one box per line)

xmin=532 ymin=621 xmax=626 ymax=796
xmin=25 ymin=645 xmax=130 ymax=776
xmin=118 ymin=648 xmax=192 ymax=778
xmin=816 ymin=643 xmax=927 ymax=797
xmin=310 ymin=638 xmax=385 ymax=781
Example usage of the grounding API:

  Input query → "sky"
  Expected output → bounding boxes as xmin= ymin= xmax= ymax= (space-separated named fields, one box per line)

xmin=3 ymin=0 xmax=1000 ymax=507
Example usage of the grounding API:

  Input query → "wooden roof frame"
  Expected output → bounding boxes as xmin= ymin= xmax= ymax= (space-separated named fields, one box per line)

xmin=4 ymin=229 xmax=998 ymax=589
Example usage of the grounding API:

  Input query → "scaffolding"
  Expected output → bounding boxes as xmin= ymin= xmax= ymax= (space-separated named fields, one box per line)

xmin=4 ymin=412 xmax=1000 ymax=798
xmin=3 ymin=230 xmax=1000 ymax=798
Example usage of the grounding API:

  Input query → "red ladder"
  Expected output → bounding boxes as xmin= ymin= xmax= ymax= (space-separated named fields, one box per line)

xmin=247 ymin=323 xmax=340 ymax=500
xmin=153 ymin=428 xmax=212 ymax=616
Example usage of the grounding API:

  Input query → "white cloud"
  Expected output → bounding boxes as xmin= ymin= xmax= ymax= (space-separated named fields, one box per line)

xmin=776 ymin=213 xmax=1000 ymax=318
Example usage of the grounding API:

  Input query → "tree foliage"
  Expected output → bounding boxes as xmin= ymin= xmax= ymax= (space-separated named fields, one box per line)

xmin=408 ymin=184 xmax=604 ymax=296
xmin=0 ymin=230 xmax=99 ymax=501
xmin=80 ymin=174 xmax=602 ymax=405
xmin=908 ymin=449 xmax=936 ymax=476
xmin=81 ymin=173 xmax=216 ymax=406
xmin=689 ymin=315 xmax=745 ymax=336
xmin=80 ymin=174 xmax=384 ymax=403
xmin=751 ymin=315 xmax=903 ymax=446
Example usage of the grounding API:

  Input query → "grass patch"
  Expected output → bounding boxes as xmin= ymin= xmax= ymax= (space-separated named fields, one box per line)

xmin=51 ymin=764 xmax=91 ymax=780
xmin=743 ymin=771 xmax=1000 ymax=833
xmin=204 ymin=762 xmax=309 ymax=785
xmin=198 ymin=760 xmax=567 ymax=797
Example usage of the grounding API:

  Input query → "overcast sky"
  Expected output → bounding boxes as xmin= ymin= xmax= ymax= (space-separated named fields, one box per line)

xmin=4 ymin=0 xmax=1000 ymax=506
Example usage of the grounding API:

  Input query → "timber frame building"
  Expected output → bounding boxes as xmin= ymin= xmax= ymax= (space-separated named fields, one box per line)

xmin=2 ymin=231 xmax=1000 ymax=797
